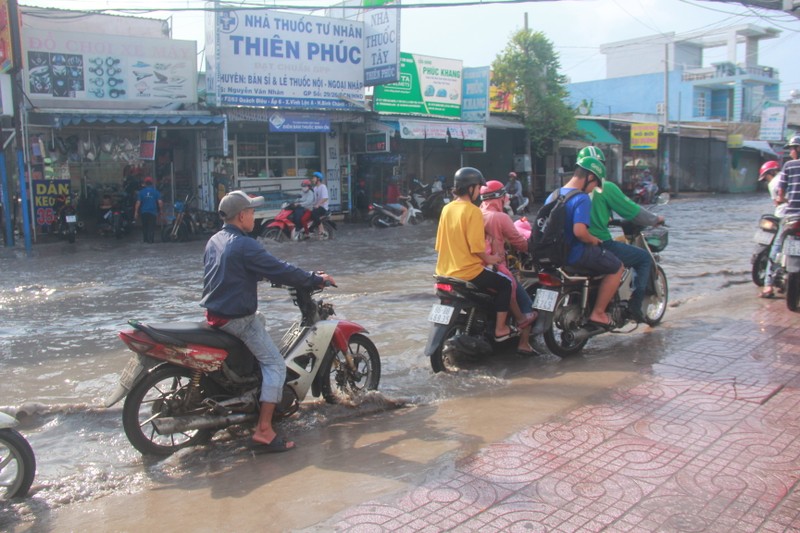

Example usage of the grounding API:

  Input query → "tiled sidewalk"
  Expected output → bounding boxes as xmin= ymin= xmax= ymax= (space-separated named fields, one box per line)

xmin=311 ymin=303 xmax=800 ymax=532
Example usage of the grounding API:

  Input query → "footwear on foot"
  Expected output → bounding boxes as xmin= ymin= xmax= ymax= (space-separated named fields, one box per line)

xmin=493 ymin=325 xmax=520 ymax=343
xmin=760 ymin=288 xmax=775 ymax=299
xmin=248 ymin=434 xmax=295 ymax=454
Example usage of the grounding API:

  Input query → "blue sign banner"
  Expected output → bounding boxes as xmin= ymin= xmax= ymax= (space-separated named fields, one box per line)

xmin=268 ymin=112 xmax=331 ymax=132
xmin=462 ymin=66 xmax=490 ymax=123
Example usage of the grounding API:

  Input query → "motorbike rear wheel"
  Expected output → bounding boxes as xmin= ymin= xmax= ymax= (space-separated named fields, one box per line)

xmin=751 ymin=249 xmax=769 ymax=287
xmin=429 ymin=324 xmax=465 ymax=373
xmin=543 ymin=291 xmax=588 ymax=357
xmin=122 ymin=366 xmax=212 ymax=456
xmin=787 ymin=273 xmax=800 ymax=312
xmin=644 ymin=265 xmax=669 ymax=326
xmin=320 ymin=220 xmax=336 ymax=240
xmin=320 ymin=333 xmax=381 ymax=403
xmin=0 ymin=428 xmax=35 ymax=500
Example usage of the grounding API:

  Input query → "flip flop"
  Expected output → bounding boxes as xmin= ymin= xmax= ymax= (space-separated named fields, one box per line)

xmin=248 ymin=435 xmax=295 ymax=454
xmin=494 ymin=325 xmax=519 ymax=343
xmin=759 ymin=290 xmax=775 ymax=299
xmin=516 ymin=347 xmax=539 ymax=356
xmin=588 ymin=318 xmax=614 ymax=330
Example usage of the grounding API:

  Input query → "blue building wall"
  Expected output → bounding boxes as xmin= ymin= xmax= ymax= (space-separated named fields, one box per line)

xmin=568 ymin=71 xmax=704 ymax=122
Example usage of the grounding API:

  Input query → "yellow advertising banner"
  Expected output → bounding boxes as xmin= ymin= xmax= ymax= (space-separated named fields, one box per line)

xmin=489 ymin=71 xmax=514 ymax=113
xmin=0 ymin=0 xmax=13 ymax=74
xmin=630 ymin=123 xmax=659 ymax=150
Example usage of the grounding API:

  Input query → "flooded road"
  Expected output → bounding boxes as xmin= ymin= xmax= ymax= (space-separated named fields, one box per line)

xmin=0 ymin=193 xmax=771 ymax=526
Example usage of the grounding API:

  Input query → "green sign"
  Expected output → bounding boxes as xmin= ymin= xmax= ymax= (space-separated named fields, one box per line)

xmin=373 ymin=53 xmax=462 ymax=118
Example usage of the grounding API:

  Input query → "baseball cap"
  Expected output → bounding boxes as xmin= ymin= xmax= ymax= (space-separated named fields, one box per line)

xmin=144 ymin=176 xmax=154 ymax=184
xmin=218 ymin=191 xmax=265 ymax=219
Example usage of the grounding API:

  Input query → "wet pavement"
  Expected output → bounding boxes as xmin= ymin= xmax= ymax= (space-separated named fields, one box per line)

xmin=301 ymin=294 xmax=800 ymax=532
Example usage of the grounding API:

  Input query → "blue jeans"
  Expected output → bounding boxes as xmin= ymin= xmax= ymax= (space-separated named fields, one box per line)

xmin=516 ymin=282 xmax=533 ymax=314
xmin=602 ymin=240 xmax=652 ymax=313
xmin=220 ymin=312 xmax=284 ymax=403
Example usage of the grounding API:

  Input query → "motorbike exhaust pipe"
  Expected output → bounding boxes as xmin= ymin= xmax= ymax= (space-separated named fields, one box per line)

xmin=152 ymin=413 xmax=257 ymax=434
xmin=563 ymin=326 xmax=607 ymax=345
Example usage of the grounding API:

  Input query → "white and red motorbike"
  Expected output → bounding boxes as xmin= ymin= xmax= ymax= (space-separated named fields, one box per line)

xmin=106 ymin=280 xmax=381 ymax=456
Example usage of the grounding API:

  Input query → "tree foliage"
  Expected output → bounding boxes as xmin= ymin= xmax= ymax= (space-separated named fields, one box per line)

xmin=491 ymin=29 xmax=576 ymax=158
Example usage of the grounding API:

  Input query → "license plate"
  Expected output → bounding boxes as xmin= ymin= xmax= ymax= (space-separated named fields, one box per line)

xmin=753 ymin=230 xmax=773 ymax=245
xmin=785 ymin=238 xmax=800 ymax=257
xmin=119 ymin=355 xmax=145 ymax=389
xmin=66 ymin=215 xmax=77 ymax=223
xmin=428 ymin=303 xmax=455 ymax=324
xmin=532 ymin=289 xmax=559 ymax=312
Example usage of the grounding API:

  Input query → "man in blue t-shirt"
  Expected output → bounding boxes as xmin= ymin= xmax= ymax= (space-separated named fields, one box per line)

xmin=546 ymin=156 xmax=623 ymax=328
xmin=134 ymin=177 xmax=163 ymax=243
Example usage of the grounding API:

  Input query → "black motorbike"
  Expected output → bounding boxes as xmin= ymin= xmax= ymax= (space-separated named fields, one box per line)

xmin=532 ymin=220 xmax=669 ymax=357
xmin=53 ymin=196 xmax=79 ymax=243
xmin=423 ymin=273 xmax=540 ymax=373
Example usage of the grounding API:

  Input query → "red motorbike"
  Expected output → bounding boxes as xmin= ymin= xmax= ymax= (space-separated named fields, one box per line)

xmin=106 ymin=281 xmax=381 ymax=456
xmin=260 ymin=202 xmax=335 ymax=242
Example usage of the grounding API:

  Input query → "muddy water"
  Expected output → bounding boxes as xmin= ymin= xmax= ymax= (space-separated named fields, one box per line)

xmin=0 ymin=193 xmax=768 ymax=519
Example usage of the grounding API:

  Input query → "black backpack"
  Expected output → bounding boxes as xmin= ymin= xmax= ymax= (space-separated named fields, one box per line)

xmin=529 ymin=189 xmax=583 ymax=268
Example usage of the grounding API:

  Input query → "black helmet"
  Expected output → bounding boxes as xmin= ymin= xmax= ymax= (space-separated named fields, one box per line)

xmin=453 ymin=167 xmax=485 ymax=194
xmin=785 ymin=136 xmax=800 ymax=150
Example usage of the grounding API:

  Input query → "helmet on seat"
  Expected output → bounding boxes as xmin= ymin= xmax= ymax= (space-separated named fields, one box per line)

xmin=453 ymin=167 xmax=485 ymax=194
xmin=577 ymin=146 xmax=606 ymax=162
xmin=480 ymin=180 xmax=507 ymax=201
xmin=576 ymin=156 xmax=606 ymax=185
xmin=758 ymin=160 xmax=780 ymax=181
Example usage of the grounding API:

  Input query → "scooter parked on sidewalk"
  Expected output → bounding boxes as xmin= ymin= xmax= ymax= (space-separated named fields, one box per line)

xmin=106 ymin=280 xmax=380 ymax=456
xmin=367 ymin=202 xmax=405 ymax=228
xmin=0 ymin=411 xmax=35 ymax=500
xmin=532 ymin=219 xmax=669 ymax=357
xmin=53 ymin=194 xmax=79 ymax=244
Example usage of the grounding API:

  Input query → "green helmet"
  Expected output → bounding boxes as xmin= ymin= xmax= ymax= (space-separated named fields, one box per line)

xmin=577 ymin=156 xmax=606 ymax=183
xmin=577 ymin=146 xmax=605 ymax=162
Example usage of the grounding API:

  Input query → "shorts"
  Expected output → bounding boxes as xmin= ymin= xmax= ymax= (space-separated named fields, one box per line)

xmin=572 ymin=245 xmax=622 ymax=275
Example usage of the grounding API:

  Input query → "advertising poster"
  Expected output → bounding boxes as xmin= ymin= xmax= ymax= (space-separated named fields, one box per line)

xmin=373 ymin=52 xmax=462 ymax=118
xmin=759 ymin=102 xmax=786 ymax=142
xmin=268 ymin=112 xmax=330 ymax=132
xmin=489 ymin=71 xmax=513 ymax=113
xmin=22 ymin=28 xmax=197 ymax=110
xmin=0 ymin=0 xmax=13 ymax=74
xmin=32 ymin=179 xmax=70 ymax=230
xmin=139 ymin=127 xmax=157 ymax=160
xmin=461 ymin=66 xmax=489 ymax=123
xmin=362 ymin=0 xmax=400 ymax=86
xmin=208 ymin=7 xmax=365 ymax=110
xmin=631 ymin=123 xmax=659 ymax=150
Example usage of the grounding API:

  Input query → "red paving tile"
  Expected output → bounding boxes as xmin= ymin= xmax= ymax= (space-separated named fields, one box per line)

xmin=312 ymin=304 xmax=800 ymax=532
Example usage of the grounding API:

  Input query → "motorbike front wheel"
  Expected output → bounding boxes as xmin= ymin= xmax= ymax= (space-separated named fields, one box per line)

xmin=122 ymin=366 xmax=212 ymax=456
xmin=320 ymin=333 xmax=381 ymax=403
xmin=644 ymin=265 xmax=669 ymax=326
xmin=0 ymin=428 xmax=35 ymax=500
xmin=261 ymin=226 xmax=288 ymax=243
xmin=787 ymin=273 xmax=800 ymax=312
xmin=543 ymin=292 xmax=588 ymax=357
xmin=752 ymin=249 xmax=769 ymax=287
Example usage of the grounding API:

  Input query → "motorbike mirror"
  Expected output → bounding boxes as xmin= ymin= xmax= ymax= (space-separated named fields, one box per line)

xmin=656 ymin=193 xmax=670 ymax=205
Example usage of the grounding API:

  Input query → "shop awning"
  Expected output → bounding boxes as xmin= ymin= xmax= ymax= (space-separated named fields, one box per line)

xmin=577 ymin=119 xmax=621 ymax=145
xmin=397 ymin=119 xmax=486 ymax=141
xmin=485 ymin=115 xmax=526 ymax=130
xmin=30 ymin=112 xmax=226 ymax=128
xmin=741 ymin=140 xmax=778 ymax=158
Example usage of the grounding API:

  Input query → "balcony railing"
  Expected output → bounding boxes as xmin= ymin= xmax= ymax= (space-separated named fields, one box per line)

xmin=682 ymin=63 xmax=779 ymax=82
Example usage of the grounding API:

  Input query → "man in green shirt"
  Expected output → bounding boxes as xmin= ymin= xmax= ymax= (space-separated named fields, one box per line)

xmin=581 ymin=147 xmax=665 ymax=322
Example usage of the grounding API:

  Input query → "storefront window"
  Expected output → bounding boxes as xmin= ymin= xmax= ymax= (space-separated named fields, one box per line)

xmin=233 ymin=132 xmax=320 ymax=179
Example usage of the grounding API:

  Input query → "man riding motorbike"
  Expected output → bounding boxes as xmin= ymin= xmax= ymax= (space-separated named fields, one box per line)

xmin=583 ymin=146 xmax=664 ymax=322
xmin=201 ymin=190 xmax=334 ymax=452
